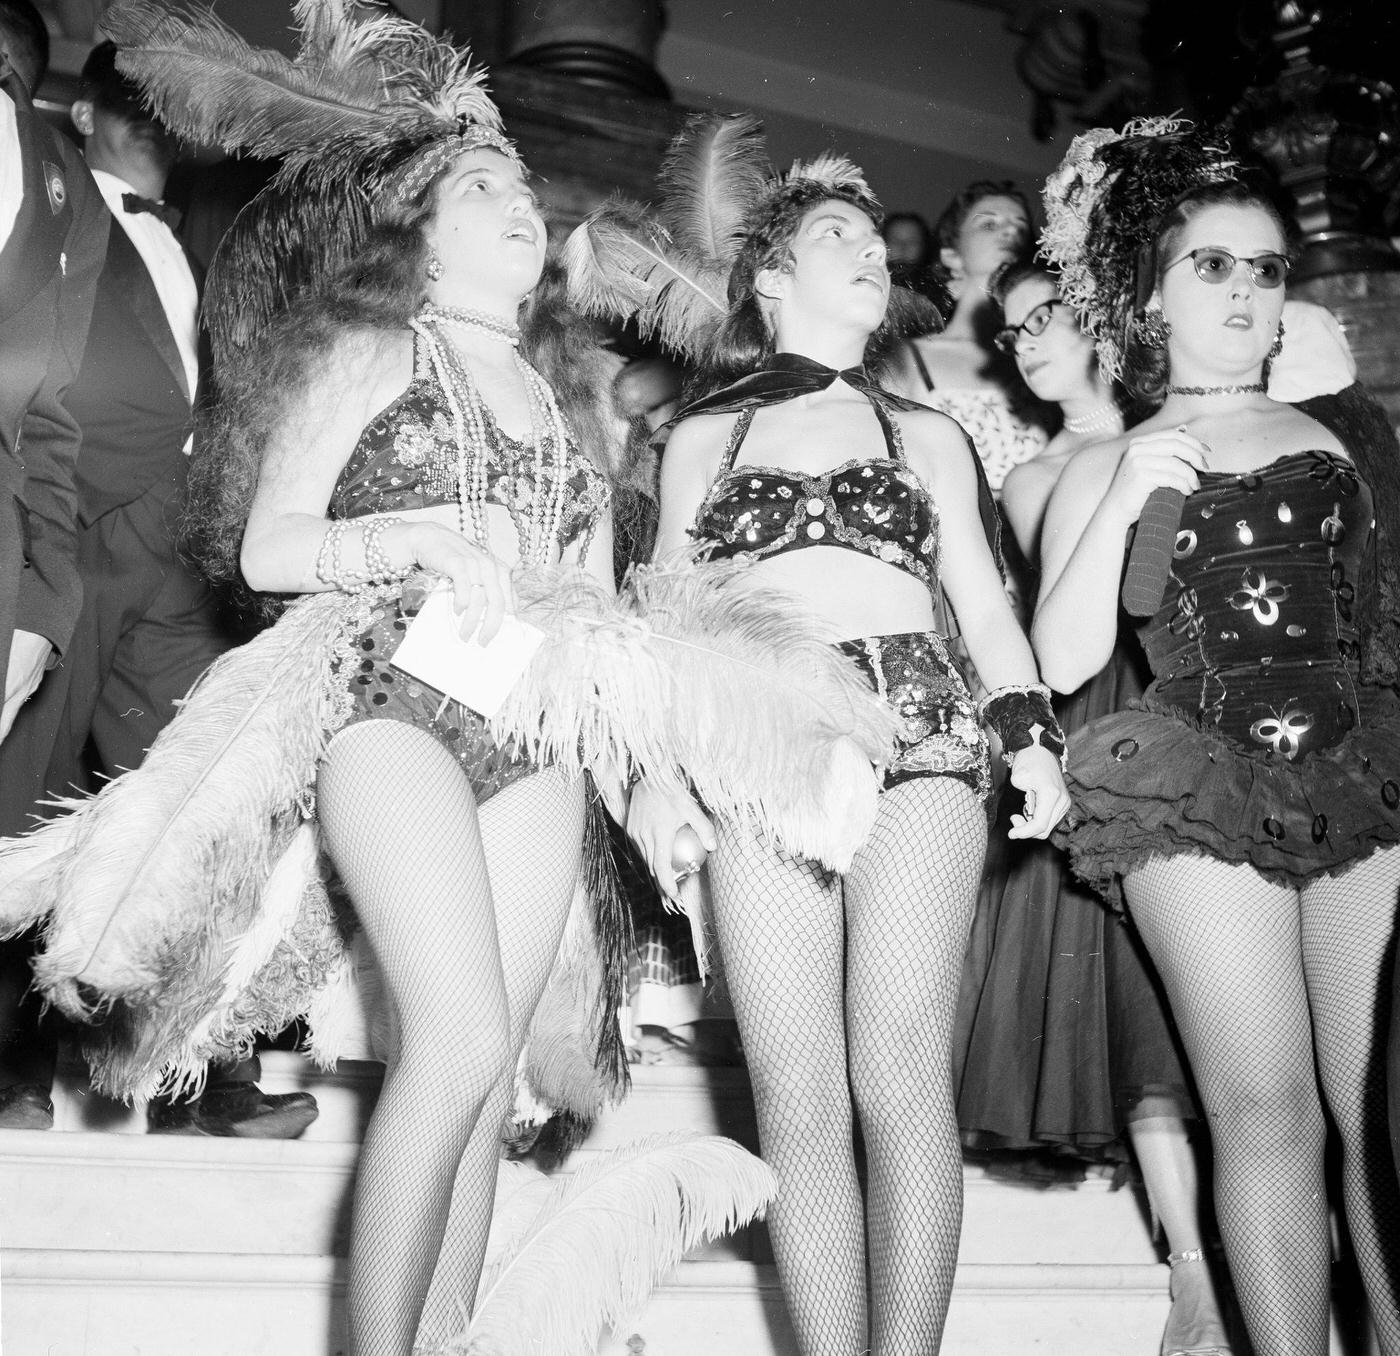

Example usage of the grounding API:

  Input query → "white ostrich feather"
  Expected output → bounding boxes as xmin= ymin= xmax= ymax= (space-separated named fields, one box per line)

xmin=182 ymin=823 xmax=321 ymax=1053
xmin=498 ymin=557 xmax=901 ymax=871
xmin=561 ymin=201 xmax=728 ymax=361
xmin=27 ymin=592 xmax=350 ymax=1015
xmin=436 ymin=1134 xmax=775 ymax=1355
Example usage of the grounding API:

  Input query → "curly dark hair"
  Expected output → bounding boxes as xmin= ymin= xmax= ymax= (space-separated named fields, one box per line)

xmin=693 ymin=179 xmax=912 ymax=395
xmin=988 ymin=257 xmax=1058 ymax=311
xmin=1119 ymin=177 xmax=1293 ymax=405
xmin=933 ymin=179 xmax=1032 ymax=255
xmin=184 ymin=166 xmax=620 ymax=622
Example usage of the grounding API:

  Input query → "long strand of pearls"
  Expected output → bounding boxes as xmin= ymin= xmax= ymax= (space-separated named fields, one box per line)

xmin=411 ymin=308 xmax=574 ymax=565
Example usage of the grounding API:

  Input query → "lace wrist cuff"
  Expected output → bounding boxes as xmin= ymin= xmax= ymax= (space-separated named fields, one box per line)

xmin=977 ymin=683 xmax=1068 ymax=769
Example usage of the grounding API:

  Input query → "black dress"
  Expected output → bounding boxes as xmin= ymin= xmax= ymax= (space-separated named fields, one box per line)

xmin=954 ymin=640 xmax=1195 ymax=1159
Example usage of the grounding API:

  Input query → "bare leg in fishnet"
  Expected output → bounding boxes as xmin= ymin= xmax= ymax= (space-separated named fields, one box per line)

xmin=417 ymin=770 xmax=586 ymax=1346
xmin=709 ymin=777 xmax=984 ymax=1355
xmin=318 ymin=721 xmax=582 ymax=1356
xmin=1125 ymin=850 xmax=1400 ymax=1356
xmin=1301 ymin=849 xmax=1400 ymax=1353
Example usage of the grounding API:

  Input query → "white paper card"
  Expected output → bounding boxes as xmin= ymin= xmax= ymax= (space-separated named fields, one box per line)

xmin=390 ymin=588 xmax=544 ymax=718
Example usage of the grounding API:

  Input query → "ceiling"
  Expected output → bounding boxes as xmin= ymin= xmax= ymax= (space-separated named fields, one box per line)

xmin=35 ymin=0 xmax=1156 ymax=223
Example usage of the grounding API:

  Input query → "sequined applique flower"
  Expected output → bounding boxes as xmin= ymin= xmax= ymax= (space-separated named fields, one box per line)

xmin=392 ymin=410 xmax=452 ymax=468
xmin=1229 ymin=567 xmax=1289 ymax=625
xmin=1250 ymin=706 xmax=1315 ymax=760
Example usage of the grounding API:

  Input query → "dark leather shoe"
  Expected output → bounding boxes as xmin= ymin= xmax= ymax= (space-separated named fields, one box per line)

xmin=147 ymin=1083 xmax=318 ymax=1139
xmin=0 ymin=1082 xmax=54 ymax=1130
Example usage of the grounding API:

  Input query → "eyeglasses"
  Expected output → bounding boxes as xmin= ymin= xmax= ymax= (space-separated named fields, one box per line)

xmin=1165 ymin=247 xmax=1291 ymax=289
xmin=993 ymin=299 xmax=1066 ymax=354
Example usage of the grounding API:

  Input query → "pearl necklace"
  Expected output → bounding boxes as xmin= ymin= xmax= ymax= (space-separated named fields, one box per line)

xmin=420 ymin=302 xmax=521 ymax=346
xmin=1166 ymin=382 xmax=1266 ymax=397
xmin=1063 ymin=399 xmax=1121 ymax=435
xmin=410 ymin=310 xmax=572 ymax=565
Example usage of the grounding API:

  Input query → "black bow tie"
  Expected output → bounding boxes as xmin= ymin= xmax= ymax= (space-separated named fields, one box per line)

xmin=122 ymin=192 xmax=181 ymax=231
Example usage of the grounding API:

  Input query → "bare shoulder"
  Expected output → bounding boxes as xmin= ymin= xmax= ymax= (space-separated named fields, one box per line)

xmin=894 ymin=404 xmax=981 ymax=486
xmin=1057 ymin=434 xmax=1129 ymax=495
xmin=662 ymin=410 xmax=741 ymax=480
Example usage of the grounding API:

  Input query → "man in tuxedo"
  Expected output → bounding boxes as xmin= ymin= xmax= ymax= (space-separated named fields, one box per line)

xmin=0 ymin=40 xmax=316 ymax=1137
xmin=0 ymin=1 xmax=106 ymax=745
xmin=0 ymin=2 xmax=106 ymax=1129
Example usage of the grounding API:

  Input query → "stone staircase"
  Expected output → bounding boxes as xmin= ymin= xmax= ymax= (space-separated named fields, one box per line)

xmin=0 ymin=1047 xmax=1178 ymax=1356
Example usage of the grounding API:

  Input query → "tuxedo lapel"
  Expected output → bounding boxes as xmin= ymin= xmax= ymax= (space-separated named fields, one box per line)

xmin=0 ymin=74 xmax=74 ymax=323
xmin=106 ymin=222 xmax=192 ymax=407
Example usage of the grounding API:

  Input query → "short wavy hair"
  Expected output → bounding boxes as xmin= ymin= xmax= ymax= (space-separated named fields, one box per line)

xmin=695 ymin=179 xmax=892 ymax=393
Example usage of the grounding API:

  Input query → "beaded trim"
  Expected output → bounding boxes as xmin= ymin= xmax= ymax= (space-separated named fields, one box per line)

xmin=387 ymin=128 xmax=524 ymax=207
xmin=1166 ymin=382 xmax=1265 ymax=397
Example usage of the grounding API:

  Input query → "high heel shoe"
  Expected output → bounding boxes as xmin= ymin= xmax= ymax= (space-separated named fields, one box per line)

xmin=1162 ymin=1249 xmax=1232 ymax=1356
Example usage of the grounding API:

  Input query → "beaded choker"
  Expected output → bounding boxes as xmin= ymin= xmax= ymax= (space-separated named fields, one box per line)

xmin=410 ymin=308 xmax=571 ymax=564
xmin=1166 ymin=382 xmax=1265 ymax=397
xmin=420 ymin=302 xmax=521 ymax=346
xmin=1063 ymin=399 xmax=1122 ymax=435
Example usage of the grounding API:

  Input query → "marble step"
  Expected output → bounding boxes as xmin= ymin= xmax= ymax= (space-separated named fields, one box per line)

xmin=1 ymin=1248 xmax=1174 ymax=1356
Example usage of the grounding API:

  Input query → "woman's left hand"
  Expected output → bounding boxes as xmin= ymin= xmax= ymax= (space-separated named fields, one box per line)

xmin=1006 ymin=744 xmax=1073 ymax=840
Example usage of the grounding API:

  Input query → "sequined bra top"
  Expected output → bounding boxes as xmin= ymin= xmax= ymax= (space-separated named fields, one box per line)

xmin=329 ymin=333 xmax=610 ymax=557
xmin=689 ymin=401 xmax=940 ymax=589
xmin=1142 ymin=449 xmax=1373 ymax=762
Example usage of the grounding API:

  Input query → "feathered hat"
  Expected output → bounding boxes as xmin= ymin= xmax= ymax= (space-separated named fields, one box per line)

xmin=563 ymin=112 xmax=935 ymax=363
xmin=1039 ymin=115 xmax=1237 ymax=381
xmin=104 ymin=0 xmax=519 ymax=366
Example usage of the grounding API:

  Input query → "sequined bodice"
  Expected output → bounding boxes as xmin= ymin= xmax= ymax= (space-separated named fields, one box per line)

xmin=328 ymin=334 xmax=609 ymax=555
xmin=690 ymin=404 xmax=940 ymax=588
xmin=1142 ymin=450 xmax=1372 ymax=761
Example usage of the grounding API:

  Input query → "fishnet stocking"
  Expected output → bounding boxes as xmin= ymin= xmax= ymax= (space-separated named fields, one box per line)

xmin=1125 ymin=850 xmax=1400 ymax=1356
xmin=318 ymin=721 xmax=582 ymax=1356
xmin=709 ymin=778 xmax=985 ymax=1356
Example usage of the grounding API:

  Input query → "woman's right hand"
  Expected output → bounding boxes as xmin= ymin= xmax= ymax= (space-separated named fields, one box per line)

xmin=403 ymin=521 xmax=516 ymax=644
xmin=1103 ymin=426 xmax=1208 ymax=526
xmin=626 ymin=780 xmax=718 ymax=906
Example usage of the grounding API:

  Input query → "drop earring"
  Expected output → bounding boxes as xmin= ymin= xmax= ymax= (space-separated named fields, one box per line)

xmin=1131 ymin=307 xmax=1171 ymax=350
xmin=426 ymin=251 xmax=444 ymax=282
xmin=1267 ymin=319 xmax=1285 ymax=361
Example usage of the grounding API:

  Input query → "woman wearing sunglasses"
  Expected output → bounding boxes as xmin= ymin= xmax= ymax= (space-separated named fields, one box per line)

xmin=1033 ymin=123 xmax=1400 ymax=1353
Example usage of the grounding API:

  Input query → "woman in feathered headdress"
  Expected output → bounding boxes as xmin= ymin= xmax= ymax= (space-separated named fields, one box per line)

xmin=0 ymin=9 xmax=911 ymax=1355
xmin=1034 ymin=117 xmax=1400 ymax=1353
xmin=112 ymin=9 xmax=620 ymax=1352
xmin=577 ymin=127 xmax=1072 ymax=1353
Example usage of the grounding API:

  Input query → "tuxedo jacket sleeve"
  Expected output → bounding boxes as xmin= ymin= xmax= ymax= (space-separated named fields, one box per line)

xmin=0 ymin=70 xmax=108 ymax=665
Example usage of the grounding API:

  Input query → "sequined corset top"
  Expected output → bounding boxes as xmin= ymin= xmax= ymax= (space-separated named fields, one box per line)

xmin=690 ymin=403 xmax=939 ymax=588
xmin=1142 ymin=450 xmax=1372 ymax=761
xmin=328 ymin=333 xmax=609 ymax=552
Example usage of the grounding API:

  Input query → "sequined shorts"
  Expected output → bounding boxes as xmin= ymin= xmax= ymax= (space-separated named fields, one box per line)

xmin=838 ymin=631 xmax=990 ymax=798
xmin=334 ymin=592 xmax=535 ymax=805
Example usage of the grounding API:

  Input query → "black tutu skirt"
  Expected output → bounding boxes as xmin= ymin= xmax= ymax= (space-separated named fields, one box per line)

xmin=1063 ymin=686 xmax=1400 ymax=906
xmin=954 ymin=645 xmax=1195 ymax=1160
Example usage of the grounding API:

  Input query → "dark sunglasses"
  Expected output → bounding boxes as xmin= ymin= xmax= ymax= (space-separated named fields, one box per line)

xmin=1165 ymin=247 xmax=1291 ymax=289
xmin=993 ymin=298 xmax=1066 ymax=355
